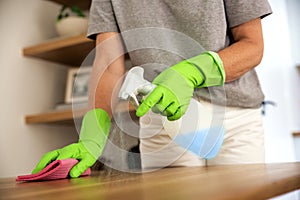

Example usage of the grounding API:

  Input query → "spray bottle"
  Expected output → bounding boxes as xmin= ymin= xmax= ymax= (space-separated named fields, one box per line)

xmin=119 ymin=66 xmax=224 ymax=159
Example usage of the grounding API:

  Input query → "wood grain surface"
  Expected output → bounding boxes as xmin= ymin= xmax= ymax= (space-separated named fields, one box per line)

xmin=1 ymin=163 xmax=300 ymax=200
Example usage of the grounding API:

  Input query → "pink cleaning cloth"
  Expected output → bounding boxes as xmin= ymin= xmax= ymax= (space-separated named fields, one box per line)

xmin=16 ymin=158 xmax=91 ymax=182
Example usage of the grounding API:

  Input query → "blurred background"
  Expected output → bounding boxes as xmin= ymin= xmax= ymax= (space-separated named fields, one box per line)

xmin=0 ymin=0 xmax=299 ymax=183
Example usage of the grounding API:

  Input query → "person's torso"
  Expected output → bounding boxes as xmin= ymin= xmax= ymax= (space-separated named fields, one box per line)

xmin=109 ymin=0 xmax=264 ymax=108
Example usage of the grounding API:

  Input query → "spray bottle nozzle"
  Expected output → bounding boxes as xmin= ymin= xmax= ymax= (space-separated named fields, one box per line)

xmin=119 ymin=67 xmax=155 ymax=109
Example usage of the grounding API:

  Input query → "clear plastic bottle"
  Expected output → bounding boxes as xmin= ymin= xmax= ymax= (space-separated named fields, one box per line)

xmin=162 ymin=98 xmax=224 ymax=159
xmin=119 ymin=66 xmax=224 ymax=159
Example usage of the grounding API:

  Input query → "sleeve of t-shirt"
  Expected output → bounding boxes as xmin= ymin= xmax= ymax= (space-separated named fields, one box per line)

xmin=224 ymin=0 xmax=272 ymax=28
xmin=87 ymin=0 xmax=119 ymax=40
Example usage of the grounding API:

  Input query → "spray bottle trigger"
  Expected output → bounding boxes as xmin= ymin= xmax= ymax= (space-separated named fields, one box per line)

xmin=137 ymin=84 xmax=155 ymax=96
xmin=129 ymin=94 xmax=140 ymax=109
xmin=129 ymin=84 xmax=155 ymax=109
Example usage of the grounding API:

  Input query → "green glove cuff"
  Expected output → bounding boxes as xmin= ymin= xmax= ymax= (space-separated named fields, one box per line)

xmin=79 ymin=108 xmax=111 ymax=159
xmin=172 ymin=51 xmax=226 ymax=88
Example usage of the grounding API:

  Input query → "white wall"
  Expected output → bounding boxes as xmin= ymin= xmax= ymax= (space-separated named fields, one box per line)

xmin=0 ymin=0 xmax=78 ymax=178
xmin=286 ymin=0 xmax=300 ymax=65
xmin=257 ymin=0 xmax=300 ymax=163
xmin=286 ymin=0 xmax=300 ymax=164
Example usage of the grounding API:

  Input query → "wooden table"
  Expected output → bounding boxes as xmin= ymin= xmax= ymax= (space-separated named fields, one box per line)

xmin=1 ymin=163 xmax=300 ymax=200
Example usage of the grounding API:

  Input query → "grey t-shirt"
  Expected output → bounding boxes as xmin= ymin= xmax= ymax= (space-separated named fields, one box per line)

xmin=87 ymin=0 xmax=272 ymax=108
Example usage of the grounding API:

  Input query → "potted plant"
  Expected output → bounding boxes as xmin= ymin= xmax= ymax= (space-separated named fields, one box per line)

xmin=55 ymin=5 xmax=88 ymax=37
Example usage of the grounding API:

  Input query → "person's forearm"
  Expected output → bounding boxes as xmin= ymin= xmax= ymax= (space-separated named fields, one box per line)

xmin=87 ymin=32 xmax=126 ymax=118
xmin=218 ymin=18 xmax=264 ymax=82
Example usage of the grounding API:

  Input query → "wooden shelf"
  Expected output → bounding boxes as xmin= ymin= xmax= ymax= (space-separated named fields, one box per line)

xmin=23 ymin=34 xmax=95 ymax=66
xmin=25 ymin=109 xmax=85 ymax=125
xmin=25 ymin=102 xmax=135 ymax=125
xmin=47 ymin=0 xmax=92 ymax=10
xmin=293 ymin=131 xmax=300 ymax=137
xmin=24 ymin=0 xmax=94 ymax=126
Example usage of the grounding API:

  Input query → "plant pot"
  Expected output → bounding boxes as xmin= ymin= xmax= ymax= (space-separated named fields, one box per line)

xmin=55 ymin=16 xmax=88 ymax=37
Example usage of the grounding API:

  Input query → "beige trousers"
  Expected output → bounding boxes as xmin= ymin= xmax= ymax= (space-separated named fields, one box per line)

xmin=139 ymin=100 xmax=265 ymax=170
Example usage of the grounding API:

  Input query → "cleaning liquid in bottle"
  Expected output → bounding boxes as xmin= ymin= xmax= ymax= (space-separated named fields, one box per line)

xmin=162 ymin=98 xmax=224 ymax=159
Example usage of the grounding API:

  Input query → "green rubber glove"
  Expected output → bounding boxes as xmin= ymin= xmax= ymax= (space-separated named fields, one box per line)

xmin=136 ymin=51 xmax=226 ymax=121
xmin=32 ymin=108 xmax=111 ymax=178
